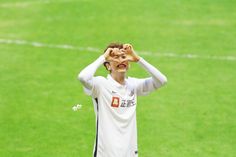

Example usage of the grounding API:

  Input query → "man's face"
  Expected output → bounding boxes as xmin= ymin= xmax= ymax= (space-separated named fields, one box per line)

xmin=107 ymin=48 xmax=129 ymax=73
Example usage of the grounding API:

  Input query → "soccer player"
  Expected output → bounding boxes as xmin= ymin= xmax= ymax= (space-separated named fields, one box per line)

xmin=78 ymin=43 xmax=167 ymax=157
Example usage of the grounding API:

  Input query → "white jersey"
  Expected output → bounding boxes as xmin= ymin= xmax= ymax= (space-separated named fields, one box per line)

xmin=78 ymin=55 xmax=167 ymax=157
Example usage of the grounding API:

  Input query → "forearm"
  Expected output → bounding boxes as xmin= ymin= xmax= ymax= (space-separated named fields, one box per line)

xmin=78 ymin=55 xmax=105 ymax=89
xmin=137 ymin=57 xmax=167 ymax=86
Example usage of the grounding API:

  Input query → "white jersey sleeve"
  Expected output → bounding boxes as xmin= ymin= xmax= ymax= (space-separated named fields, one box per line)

xmin=135 ymin=57 xmax=167 ymax=96
xmin=78 ymin=55 xmax=105 ymax=97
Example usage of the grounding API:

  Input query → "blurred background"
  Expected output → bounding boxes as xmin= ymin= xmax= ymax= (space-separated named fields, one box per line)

xmin=0 ymin=0 xmax=235 ymax=156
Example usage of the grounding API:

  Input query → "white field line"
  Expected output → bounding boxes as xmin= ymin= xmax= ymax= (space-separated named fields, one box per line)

xmin=0 ymin=38 xmax=100 ymax=52
xmin=0 ymin=0 xmax=77 ymax=8
xmin=0 ymin=38 xmax=235 ymax=61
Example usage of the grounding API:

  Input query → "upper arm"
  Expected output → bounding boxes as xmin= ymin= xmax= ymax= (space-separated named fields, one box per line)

xmin=134 ymin=77 xmax=164 ymax=96
xmin=78 ymin=73 xmax=93 ymax=90
xmin=80 ymin=76 xmax=104 ymax=98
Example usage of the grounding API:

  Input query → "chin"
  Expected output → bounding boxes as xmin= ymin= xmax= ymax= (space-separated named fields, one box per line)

xmin=116 ymin=68 xmax=127 ymax=73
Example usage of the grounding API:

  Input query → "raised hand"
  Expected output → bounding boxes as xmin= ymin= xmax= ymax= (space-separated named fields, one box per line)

xmin=104 ymin=48 xmax=128 ymax=62
xmin=104 ymin=48 xmax=120 ymax=62
xmin=122 ymin=44 xmax=140 ymax=62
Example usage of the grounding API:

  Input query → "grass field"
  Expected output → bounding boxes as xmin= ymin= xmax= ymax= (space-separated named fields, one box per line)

xmin=0 ymin=0 xmax=235 ymax=156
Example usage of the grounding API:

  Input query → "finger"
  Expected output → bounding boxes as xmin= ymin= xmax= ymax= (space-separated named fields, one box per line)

xmin=110 ymin=58 xmax=120 ymax=63
xmin=116 ymin=51 xmax=125 ymax=56
xmin=105 ymin=48 xmax=113 ymax=56
xmin=110 ymin=48 xmax=119 ymax=57
xmin=123 ymin=43 xmax=130 ymax=47
xmin=124 ymin=44 xmax=131 ymax=48
xmin=127 ymin=44 xmax=132 ymax=51
xmin=113 ymin=48 xmax=121 ymax=55
xmin=110 ymin=51 xmax=115 ymax=56
xmin=123 ymin=44 xmax=129 ymax=50
xmin=120 ymin=49 xmax=126 ymax=53
xmin=123 ymin=44 xmax=132 ymax=53
xmin=108 ymin=48 xmax=114 ymax=54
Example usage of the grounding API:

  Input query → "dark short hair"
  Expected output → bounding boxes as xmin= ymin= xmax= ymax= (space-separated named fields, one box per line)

xmin=103 ymin=43 xmax=123 ymax=70
xmin=103 ymin=43 xmax=123 ymax=53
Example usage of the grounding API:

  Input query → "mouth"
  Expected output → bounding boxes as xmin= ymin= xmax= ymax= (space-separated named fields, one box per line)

xmin=117 ymin=64 xmax=127 ymax=68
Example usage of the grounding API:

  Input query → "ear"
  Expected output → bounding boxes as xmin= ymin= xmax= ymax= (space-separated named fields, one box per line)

xmin=104 ymin=62 xmax=111 ymax=71
xmin=107 ymin=64 xmax=111 ymax=71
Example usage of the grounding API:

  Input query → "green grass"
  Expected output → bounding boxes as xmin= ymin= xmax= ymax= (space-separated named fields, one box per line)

xmin=0 ymin=0 xmax=235 ymax=156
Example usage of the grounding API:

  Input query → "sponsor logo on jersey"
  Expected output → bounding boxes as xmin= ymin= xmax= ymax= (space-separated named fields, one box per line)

xmin=120 ymin=97 xmax=136 ymax=107
xmin=129 ymin=89 xmax=134 ymax=96
xmin=111 ymin=91 xmax=117 ymax=94
xmin=111 ymin=97 xmax=120 ymax=108
xmin=111 ymin=96 xmax=136 ymax=108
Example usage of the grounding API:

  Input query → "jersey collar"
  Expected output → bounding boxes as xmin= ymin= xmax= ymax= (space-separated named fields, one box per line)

xmin=107 ymin=74 xmax=127 ymax=88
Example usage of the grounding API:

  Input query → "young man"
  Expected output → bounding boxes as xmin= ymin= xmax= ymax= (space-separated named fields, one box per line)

xmin=78 ymin=43 xmax=167 ymax=157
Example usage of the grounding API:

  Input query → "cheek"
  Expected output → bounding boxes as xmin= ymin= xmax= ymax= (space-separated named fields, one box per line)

xmin=125 ymin=62 xmax=130 ymax=69
xmin=110 ymin=63 xmax=118 ymax=70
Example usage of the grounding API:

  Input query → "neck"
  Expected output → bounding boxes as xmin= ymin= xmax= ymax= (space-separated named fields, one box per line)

xmin=111 ymin=72 xmax=126 ymax=85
